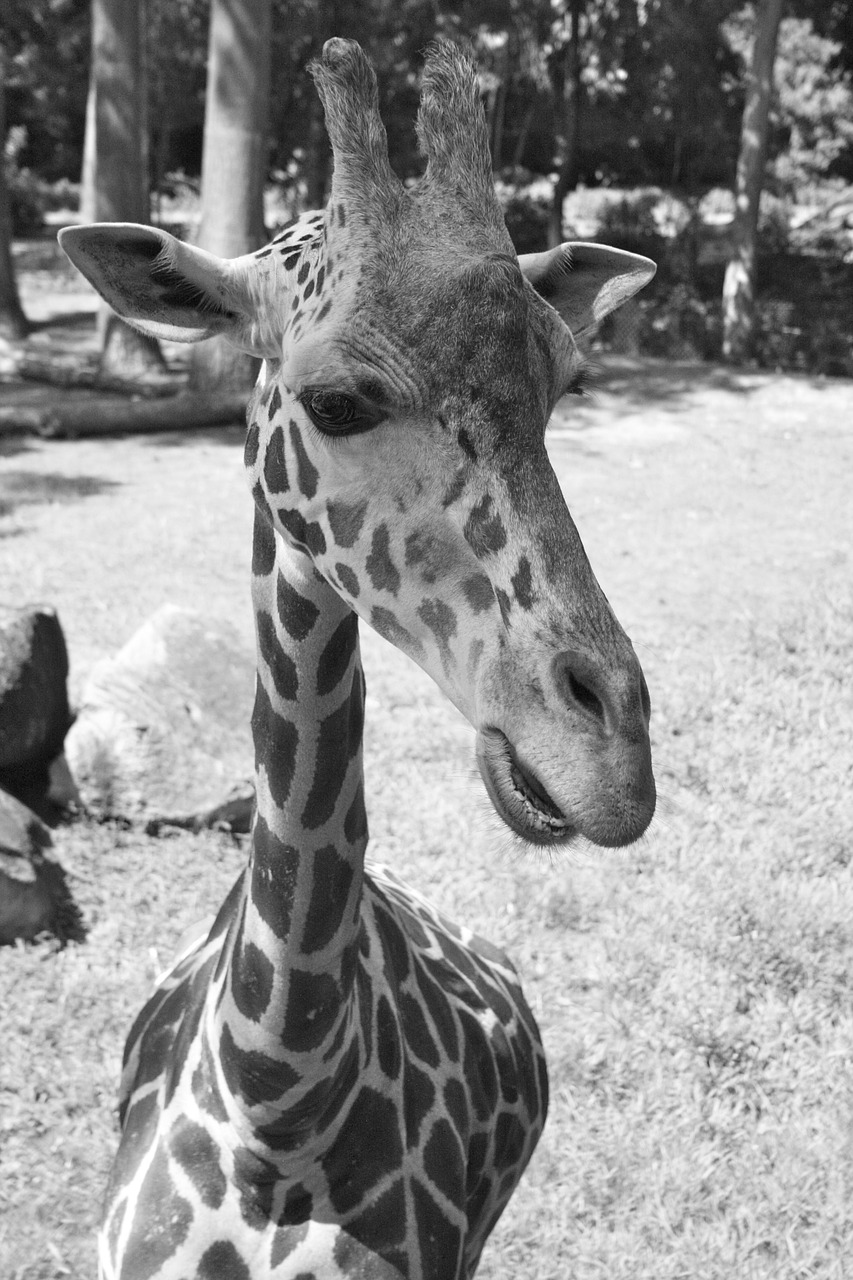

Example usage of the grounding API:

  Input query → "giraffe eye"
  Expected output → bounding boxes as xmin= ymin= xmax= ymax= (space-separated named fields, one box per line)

xmin=302 ymin=391 xmax=366 ymax=436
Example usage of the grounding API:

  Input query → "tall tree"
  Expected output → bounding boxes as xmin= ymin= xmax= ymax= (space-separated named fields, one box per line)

xmin=0 ymin=44 xmax=28 ymax=340
xmin=82 ymin=0 xmax=165 ymax=377
xmin=188 ymin=0 xmax=272 ymax=392
xmin=548 ymin=0 xmax=584 ymax=247
xmin=722 ymin=0 xmax=785 ymax=363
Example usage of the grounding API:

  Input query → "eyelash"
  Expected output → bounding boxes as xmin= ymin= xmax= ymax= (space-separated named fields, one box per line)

xmin=565 ymin=366 xmax=591 ymax=398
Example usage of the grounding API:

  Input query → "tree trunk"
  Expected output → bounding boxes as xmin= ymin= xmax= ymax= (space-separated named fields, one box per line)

xmin=82 ymin=0 xmax=164 ymax=377
xmin=0 ymin=47 xmax=28 ymax=340
xmin=0 ymin=391 xmax=249 ymax=439
xmin=548 ymin=0 xmax=584 ymax=248
xmin=722 ymin=0 xmax=785 ymax=364
xmin=188 ymin=0 xmax=272 ymax=394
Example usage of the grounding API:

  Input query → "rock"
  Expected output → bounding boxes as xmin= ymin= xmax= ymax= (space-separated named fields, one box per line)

xmin=64 ymin=605 xmax=255 ymax=830
xmin=0 ymin=789 xmax=84 ymax=945
xmin=0 ymin=605 xmax=71 ymax=783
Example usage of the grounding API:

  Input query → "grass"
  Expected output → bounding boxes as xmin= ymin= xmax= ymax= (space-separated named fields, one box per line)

xmin=1 ymin=359 xmax=852 ymax=1278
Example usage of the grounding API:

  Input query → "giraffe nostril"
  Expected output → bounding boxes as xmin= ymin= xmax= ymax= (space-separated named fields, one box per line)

xmin=553 ymin=650 xmax=614 ymax=732
xmin=565 ymin=671 xmax=606 ymax=727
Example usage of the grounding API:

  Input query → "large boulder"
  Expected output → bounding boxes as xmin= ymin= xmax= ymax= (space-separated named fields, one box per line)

xmin=0 ymin=605 xmax=71 ymax=786
xmin=0 ymin=789 xmax=84 ymax=945
xmin=64 ymin=605 xmax=255 ymax=831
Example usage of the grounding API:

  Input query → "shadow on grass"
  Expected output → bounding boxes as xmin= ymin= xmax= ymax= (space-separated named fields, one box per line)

xmin=0 ymin=470 xmax=121 ymax=520
xmin=580 ymin=355 xmax=847 ymax=413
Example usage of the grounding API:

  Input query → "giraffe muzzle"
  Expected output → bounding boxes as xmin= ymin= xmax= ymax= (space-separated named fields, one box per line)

xmin=476 ymin=727 xmax=574 ymax=846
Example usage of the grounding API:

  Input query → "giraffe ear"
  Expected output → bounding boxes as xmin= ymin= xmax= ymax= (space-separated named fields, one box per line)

xmin=58 ymin=223 xmax=278 ymax=356
xmin=519 ymin=242 xmax=656 ymax=338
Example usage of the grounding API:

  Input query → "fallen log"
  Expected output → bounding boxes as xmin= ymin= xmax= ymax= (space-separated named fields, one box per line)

xmin=16 ymin=351 xmax=185 ymax=398
xmin=0 ymin=390 xmax=249 ymax=438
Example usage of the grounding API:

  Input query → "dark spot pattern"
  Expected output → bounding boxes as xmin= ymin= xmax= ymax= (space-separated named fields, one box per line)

xmin=301 ymin=845 xmax=355 ymax=954
xmin=418 ymin=598 xmax=458 ymax=650
xmin=335 ymin=1178 xmax=407 ymax=1263
xmin=495 ymin=588 xmax=512 ymax=626
xmin=335 ymin=562 xmax=360 ymax=597
xmin=120 ymin=1148 xmax=193 ymax=1280
xmin=458 ymin=1008 xmax=499 ymax=1121
xmin=283 ymin=1183 xmax=314 ymax=1223
xmin=403 ymin=1060 xmax=435 ymax=1146
xmin=278 ymin=507 xmax=327 ymax=558
xmin=412 ymin=1177 xmax=463 ymax=1280
xmin=269 ymin=1222 xmax=311 ymax=1268
xmin=257 ymin=610 xmax=298 ymax=700
xmin=232 ymin=931 xmax=275 ymax=1022
xmin=198 ymin=1241 xmax=251 ymax=1280
xmin=377 ymin=994 xmax=401 ymax=1080
xmin=462 ymin=573 xmax=494 ymax=614
xmin=511 ymin=555 xmax=534 ymax=609
xmin=251 ymin=502 xmax=277 ymax=576
xmin=423 ymin=1117 xmax=465 ymax=1204
xmin=316 ymin=614 xmax=357 ymax=697
xmin=268 ymin=385 xmax=282 ymax=421
xmin=443 ymin=1077 xmax=468 ymax=1134
xmin=289 ymin=421 xmax=319 ymax=498
xmin=371 ymin=606 xmax=422 ymax=658
xmin=365 ymin=524 xmax=400 ymax=595
xmin=458 ymin=428 xmax=478 ymax=462
xmin=245 ymin=419 xmax=260 ymax=467
xmin=322 ymin=1086 xmax=402 ymax=1214
xmin=442 ymin=470 xmax=467 ymax=508
xmin=326 ymin=499 xmax=368 ymax=548
xmin=283 ymin=968 xmax=340 ymax=1052
xmin=300 ymin=697 xmax=353 ymax=830
xmin=219 ymin=1022 xmax=298 ymax=1105
xmin=464 ymin=494 xmax=507 ymax=558
xmin=276 ymin=573 xmax=319 ymax=641
xmin=400 ymin=991 xmax=440 ymax=1069
xmin=252 ymin=680 xmax=298 ymax=808
xmin=415 ymin=963 xmax=459 ymax=1060
xmin=251 ymin=814 xmax=298 ymax=940
xmin=264 ymin=425 xmax=289 ymax=493
xmin=343 ymin=783 xmax=368 ymax=844
xmin=192 ymin=1037 xmax=229 ymax=1124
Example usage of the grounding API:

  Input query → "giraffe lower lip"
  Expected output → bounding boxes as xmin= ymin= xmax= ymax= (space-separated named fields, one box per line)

xmin=475 ymin=728 xmax=574 ymax=846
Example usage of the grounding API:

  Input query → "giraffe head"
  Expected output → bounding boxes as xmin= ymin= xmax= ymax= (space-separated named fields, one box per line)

xmin=60 ymin=39 xmax=656 ymax=849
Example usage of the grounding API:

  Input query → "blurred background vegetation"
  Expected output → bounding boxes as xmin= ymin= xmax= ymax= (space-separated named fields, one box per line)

xmin=2 ymin=0 xmax=853 ymax=374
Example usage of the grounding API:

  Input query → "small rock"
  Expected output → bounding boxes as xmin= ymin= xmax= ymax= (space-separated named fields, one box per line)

xmin=65 ymin=605 xmax=255 ymax=829
xmin=0 ymin=605 xmax=71 ymax=783
xmin=0 ymin=788 xmax=84 ymax=945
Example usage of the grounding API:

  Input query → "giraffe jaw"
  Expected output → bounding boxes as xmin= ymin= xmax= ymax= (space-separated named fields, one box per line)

xmin=476 ymin=727 xmax=575 ymax=847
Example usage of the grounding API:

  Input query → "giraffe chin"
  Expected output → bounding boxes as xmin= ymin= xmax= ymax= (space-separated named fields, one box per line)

xmin=476 ymin=727 xmax=576 ymax=848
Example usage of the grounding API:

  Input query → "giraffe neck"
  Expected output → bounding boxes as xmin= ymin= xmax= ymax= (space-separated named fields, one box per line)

xmin=210 ymin=509 xmax=368 ymax=1135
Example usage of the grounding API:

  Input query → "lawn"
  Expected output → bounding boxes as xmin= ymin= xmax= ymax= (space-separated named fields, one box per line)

xmin=1 ymin=342 xmax=852 ymax=1278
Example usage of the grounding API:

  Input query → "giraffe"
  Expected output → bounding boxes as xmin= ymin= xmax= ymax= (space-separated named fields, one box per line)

xmin=60 ymin=39 xmax=657 ymax=1280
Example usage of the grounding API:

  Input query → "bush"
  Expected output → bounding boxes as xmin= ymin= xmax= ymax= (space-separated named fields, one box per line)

xmin=638 ymin=285 xmax=722 ymax=361
xmin=595 ymin=193 xmax=667 ymax=266
xmin=496 ymin=177 xmax=552 ymax=254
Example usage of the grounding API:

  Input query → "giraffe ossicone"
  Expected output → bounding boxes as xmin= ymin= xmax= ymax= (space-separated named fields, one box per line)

xmin=61 ymin=37 xmax=656 ymax=1280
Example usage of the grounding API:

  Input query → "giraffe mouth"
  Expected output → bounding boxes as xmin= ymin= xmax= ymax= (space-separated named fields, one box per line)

xmin=475 ymin=728 xmax=574 ymax=846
